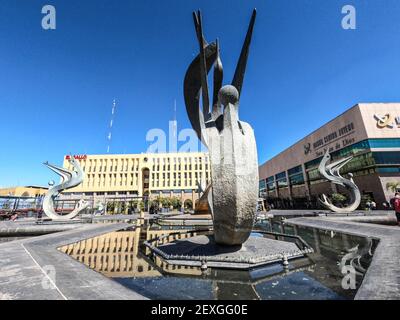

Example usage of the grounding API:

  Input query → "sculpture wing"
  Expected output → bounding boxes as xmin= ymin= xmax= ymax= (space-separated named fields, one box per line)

xmin=231 ymin=9 xmax=256 ymax=96
xmin=183 ymin=42 xmax=217 ymax=141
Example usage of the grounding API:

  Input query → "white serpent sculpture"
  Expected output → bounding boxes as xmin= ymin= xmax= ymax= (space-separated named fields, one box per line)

xmin=318 ymin=150 xmax=361 ymax=213
xmin=42 ymin=156 xmax=89 ymax=220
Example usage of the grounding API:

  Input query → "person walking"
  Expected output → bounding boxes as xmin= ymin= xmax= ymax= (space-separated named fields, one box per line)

xmin=394 ymin=192 xmax=400 ymax=226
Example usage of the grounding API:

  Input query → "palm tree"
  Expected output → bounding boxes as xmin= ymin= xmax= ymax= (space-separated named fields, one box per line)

xmin=386 ymin=181 xmax=400 ymax=193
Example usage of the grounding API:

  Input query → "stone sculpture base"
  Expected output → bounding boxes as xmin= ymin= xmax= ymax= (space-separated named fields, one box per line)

xmin=153 ymin=235 xmax=310 ymax=270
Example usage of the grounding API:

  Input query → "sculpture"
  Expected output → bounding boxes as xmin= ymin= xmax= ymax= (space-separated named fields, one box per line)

xmin=183 ymin=9 xmax=258 ymax=245
xmin=42 ymin=156 xmax=89 ymax=220
xmin=318 ymin=150 xmax=361 ymax=213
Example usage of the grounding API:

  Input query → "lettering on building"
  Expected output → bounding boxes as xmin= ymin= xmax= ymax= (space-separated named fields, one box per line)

xmin=65 ymin=155 xmax=87 ymax=160
xmin=311 ymin=122 xmax=355 ymax=155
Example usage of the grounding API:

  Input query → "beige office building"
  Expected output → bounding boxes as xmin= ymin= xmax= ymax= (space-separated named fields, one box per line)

xmin=0 ymin=186 xmax=48 ymax=197
xmin=259 ymin=103 xmax=400 ymax=209
xmin=61 ymin=152 xmax=210 ymax=206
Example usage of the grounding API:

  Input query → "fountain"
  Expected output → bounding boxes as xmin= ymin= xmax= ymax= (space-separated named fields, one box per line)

xmin=140 ymin=9 xmax=314 ymax=270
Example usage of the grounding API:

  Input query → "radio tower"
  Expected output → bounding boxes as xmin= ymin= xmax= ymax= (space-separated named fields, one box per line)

xmin=107 ymin=99 xmax=117 ymax=153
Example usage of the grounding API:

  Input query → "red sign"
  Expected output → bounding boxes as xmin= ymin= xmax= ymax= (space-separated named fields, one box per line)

xmin=65 ymin=155 xmax=87 ymax=160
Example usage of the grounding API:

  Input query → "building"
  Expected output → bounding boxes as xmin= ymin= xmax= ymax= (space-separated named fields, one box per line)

xmin=59 ymin=227 xmax=202 ymax=278
xmin=0 ymin=185 xmax=48 ymax=197
xmin=259 ymin=103 xmax=400 ymax=209
xmin=61 ymin=152 xmax=210 ymax=208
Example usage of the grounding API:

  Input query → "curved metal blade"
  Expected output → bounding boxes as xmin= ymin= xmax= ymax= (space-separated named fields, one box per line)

xmin=231 ymin=8 xmax=256 ymax=96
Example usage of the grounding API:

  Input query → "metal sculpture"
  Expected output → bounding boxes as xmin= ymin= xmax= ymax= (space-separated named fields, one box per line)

xmin=183 ymin=9 xmax=258 ymax=245
xmin=318 ymin=150 xmax=361 ymax=213
xmin=42 ymin=156 xmax=88 ymax=220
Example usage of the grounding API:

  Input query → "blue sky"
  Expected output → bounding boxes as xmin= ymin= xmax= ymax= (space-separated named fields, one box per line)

xmin=1 ymin=0 xmax=400 ymax=187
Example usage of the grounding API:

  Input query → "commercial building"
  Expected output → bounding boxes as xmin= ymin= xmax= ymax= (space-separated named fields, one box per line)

xmin=259 ymin=103 xmax=400 ymax=209
xmin=61 ymin=152 xmax=210 ymax=208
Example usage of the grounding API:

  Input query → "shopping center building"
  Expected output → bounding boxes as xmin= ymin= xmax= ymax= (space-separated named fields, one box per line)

xmin=60 ymin=152 xmax=210 ymax=208
xmin=259 ymin=103 xmax=400 ymax=209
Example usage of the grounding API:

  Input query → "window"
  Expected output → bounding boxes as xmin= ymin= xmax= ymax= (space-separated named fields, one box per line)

xmin=373 ymin=152 xmax=400 ymax=165
xmin=259 ymin=179 xmax=266 ymax=191
xmin=266 ymin=176 xmax=275 ymax=191
xmin=275 ymin=172 xmax=287 ymax=187
xmin=369 ymin=138 xmax=400 ymax=148
xmin=289 ymin=173 xmax=305 ymax=185
xmin=377 ymin=167 xmax=400 ymax=173
xmin=288 ymin=165 xmax=302 ymax=176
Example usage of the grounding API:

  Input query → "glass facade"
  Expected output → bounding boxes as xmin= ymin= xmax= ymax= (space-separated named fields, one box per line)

xmin=304 ymin=139 xmax=400 ymax=181
xmin=266 ymin=176 xmax=275 ymax=191
xmin=373 ymin=151 xmax=400 ymax=164
xmin=275 ymin=172 xmax=288 ymax=187
xmin=288 ymin=165 xmax=305 ymax=185
xmin=260 ymin=138 xmax=399 ymax=195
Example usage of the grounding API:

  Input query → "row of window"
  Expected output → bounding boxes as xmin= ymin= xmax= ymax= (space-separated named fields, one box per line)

xmin=69 ymin=164 xmax=209 ymax=174
xmin=68 ymin=155 xmax=209 ymax=173
xmin=81 ymin=172 xmax=209 ymax=189
xmin=304 ymin=138 xmax=400 ymax=170
xmin=151 ymin=164 xmax=208 ymax=172
xmin=261 ymin=149 xmax=400 ymax=191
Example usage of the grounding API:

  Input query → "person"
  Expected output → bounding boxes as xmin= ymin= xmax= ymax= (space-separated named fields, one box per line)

xmin=370 ymin=201 xmax=376 ymax=210
xmin=394 ymin=192 xmax=400 ymax=226
xmin=37 ymin=210 xmax=43 ymax=224
xmin=383 ymin=202 xmax=388 ymax=210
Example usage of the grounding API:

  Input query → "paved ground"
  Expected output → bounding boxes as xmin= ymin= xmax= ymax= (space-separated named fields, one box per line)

xmin=0 ymin=222 xmax=147 ymax=300
xmin=286 ymin=217 xmax=400 ymax=300
xmin=1 ymin=211 xmax=399 ymax=300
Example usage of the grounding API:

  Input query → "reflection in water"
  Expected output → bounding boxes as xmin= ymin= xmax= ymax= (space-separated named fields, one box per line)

xmin=59 ymin=223 xmax=202 ymax=278
xmin=59 ymin=218 xmax=376 ymax=300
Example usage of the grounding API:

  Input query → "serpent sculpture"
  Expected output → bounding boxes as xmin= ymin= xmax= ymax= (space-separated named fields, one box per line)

xmin=318 ymin=150 xmax=361 ymax=213
xmin=183 ymin=9 xmax=258 ymax=245
xmin=42 ymin=156 xmax=88 ymax=220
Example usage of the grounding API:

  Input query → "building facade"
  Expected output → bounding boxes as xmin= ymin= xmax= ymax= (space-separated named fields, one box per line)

xmin=259 ymin=103 xmax=400 ymax=209
xmin=61 ymin=152 xmax=210 ymax=207
xmin=0 ymin=186 xmax=48 ymax=197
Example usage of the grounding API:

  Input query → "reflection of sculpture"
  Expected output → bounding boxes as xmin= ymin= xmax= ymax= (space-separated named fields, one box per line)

xmin=184 ymin=10 xmax=258 ymax=245
xmin=318 ymin=150 xmax=361 ymax=213
xmin=340 ymin=238 xmax=374 ymax=276
xmin=43 ymin=157 xmax=88 ymax=220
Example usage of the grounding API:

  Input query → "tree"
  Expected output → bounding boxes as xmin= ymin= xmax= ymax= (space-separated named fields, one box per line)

xmin=139 ymin=201 xmax=145 ymax=212
xmin=106 ymin=201 xmax=115 ymax=215
xmin=386 ymin=181 xmax=400 ymax=193
xmin=331 ymin=193 xmax=347 ymax=207
xmin=170 ymin=197 xmax=182 ymax=209
xmin=184 ymin=199 xmax=193 ymax=209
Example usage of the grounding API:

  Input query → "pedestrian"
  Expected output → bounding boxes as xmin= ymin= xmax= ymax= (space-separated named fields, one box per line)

xmin=393 ymin=192 xmax=400 ymax=226
xmin=370 ymin=201 xmax=376 ymax=210
xmin=365 ymin=201 xmax=371 ymax=211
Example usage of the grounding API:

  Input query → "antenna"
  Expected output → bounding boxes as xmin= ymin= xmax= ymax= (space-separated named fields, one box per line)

xmin=173 ymin=98 xmax=177 ymax=139
xmin=107 ymin=99 xmax=117 ymax=153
